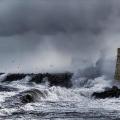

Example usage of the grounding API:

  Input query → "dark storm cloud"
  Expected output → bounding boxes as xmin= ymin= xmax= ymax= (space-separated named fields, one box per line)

xmin=0 ymin=0 xmax=113 ymax=35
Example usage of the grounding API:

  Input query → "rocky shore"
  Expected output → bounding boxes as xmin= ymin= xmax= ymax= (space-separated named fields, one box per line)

xmin=92 ymin=86 xmax=120 ymax=99
xmin=1 ymin=72 xmax=73 ymax=88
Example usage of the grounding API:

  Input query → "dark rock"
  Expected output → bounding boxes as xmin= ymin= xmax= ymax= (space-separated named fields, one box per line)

xmin=21 ymin=94 xmax=34 ymax=103
xmin=30 ymin=74 xmax=43 ymax=83
xmin=92 ymin=86 xmax=120 ymax=99
xmin=1 ymin=72 xmax=73 ymax=88
xmin=0 ymin=73 xmax=4 ymax=75
xmin=1 ymin=73 xmax=27 ymax=82
xmin=47 ymin=73 xmax=73 ymax=88
xmin=3 ymin=89 xmax=47 ymax=107
xmin=20 ymin=89 xmax=47 ymax=103
xmin=30 ymin=72 xmax=73 ymax=88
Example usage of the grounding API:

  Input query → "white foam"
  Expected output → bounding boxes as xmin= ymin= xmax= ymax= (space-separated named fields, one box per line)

xmin=0 ymin=71 xmax=119 ymax=118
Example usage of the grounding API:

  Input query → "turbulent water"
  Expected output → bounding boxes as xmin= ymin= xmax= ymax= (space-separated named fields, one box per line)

xmin=0 ymin=73 xmax=120 ymax=120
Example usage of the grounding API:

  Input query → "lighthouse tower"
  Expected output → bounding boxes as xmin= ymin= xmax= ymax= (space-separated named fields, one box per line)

xmin=115 ymin=48 xmax=120 ymax=80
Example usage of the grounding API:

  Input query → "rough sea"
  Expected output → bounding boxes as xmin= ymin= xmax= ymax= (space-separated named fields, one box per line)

xmin=0 ymin=72 xmax=119 ymax=120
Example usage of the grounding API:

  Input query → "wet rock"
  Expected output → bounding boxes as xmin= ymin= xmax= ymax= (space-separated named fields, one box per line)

xmin=47 ymin=73 xmax=73 ymax=88
xmin=30 ymin=74 xmax=43 ymax=83
xmin=3 ymin=89 xmax=48 ymax=108
xmin=1 ymin=72 xmax=73 ymax=88
xmin=30 ymin=72 xmax=73 ymax=88
xmin=92 ymin=86 xmax=120 ymax=99
xmin=20 ymin=89 xmax=47 ymax=103
xmin=0 ymin=73 xmax=4 ymax=75
xmin=1 ymin=73 xmax=27 ymax=82
xmin=21 ymin=94 xmax=34 ymax=103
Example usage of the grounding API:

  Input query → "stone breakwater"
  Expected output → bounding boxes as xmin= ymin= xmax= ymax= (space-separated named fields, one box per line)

xmin=1 ymin=72 xmax=73 ymax=88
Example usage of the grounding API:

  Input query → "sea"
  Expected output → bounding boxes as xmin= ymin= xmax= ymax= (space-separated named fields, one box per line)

xmin=0 ymin=72 xmax=119 ymax=120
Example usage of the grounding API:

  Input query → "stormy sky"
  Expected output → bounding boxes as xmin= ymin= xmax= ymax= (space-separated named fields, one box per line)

xmin=0 ymin=0 xmax=120 ymax=73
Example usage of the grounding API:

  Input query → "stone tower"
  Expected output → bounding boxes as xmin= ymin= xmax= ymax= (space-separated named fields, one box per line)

xmin=115 ymin=48 xmax=120 ymax=80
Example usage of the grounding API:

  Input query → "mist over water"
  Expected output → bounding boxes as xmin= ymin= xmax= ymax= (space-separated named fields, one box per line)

xmin=0 ymin=0 xmax=119 ymax=74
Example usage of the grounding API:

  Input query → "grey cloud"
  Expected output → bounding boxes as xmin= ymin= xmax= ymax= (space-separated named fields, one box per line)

xmin=0 ymin=0 xmax=119 ymax=73
xmin=0 ymin=0 xmax=114 ymax=36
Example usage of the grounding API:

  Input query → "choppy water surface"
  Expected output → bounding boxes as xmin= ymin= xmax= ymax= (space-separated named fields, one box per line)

xmin=0 ymin=73 xmax=119 ymax=120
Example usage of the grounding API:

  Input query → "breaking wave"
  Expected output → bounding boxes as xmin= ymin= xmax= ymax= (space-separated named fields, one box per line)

xmin=0 ymin=68 xmax=118 ymax=119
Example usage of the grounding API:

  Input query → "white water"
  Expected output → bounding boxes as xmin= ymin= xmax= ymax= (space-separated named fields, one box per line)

xmin=0 ymin=72 xmax=119 ymax=119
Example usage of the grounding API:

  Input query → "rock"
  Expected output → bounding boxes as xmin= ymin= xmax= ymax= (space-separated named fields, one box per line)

xmin=21 ymin=94 xmax=34 ymax=103
xmin=92 ymin=86 xmax=120 ymax=99
xmin=1 ymin=72 xmax=73 ymax=88
xmin=30 ymin=74 xmax=43 ymax=83
xmin=3 ymin=89 xmax=48 ymax=108
xmin=30 ymin=72 xmax=73 ymax=88
xmin=0 ymin=73 xmax=4 ymax=75
xmin=1 ymin=73 xmax=27 ymax=82
xmin=20 ymin=89 xmax=47 ymax=103
xmin=47 ymin=73 xmax=73 ymax=88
